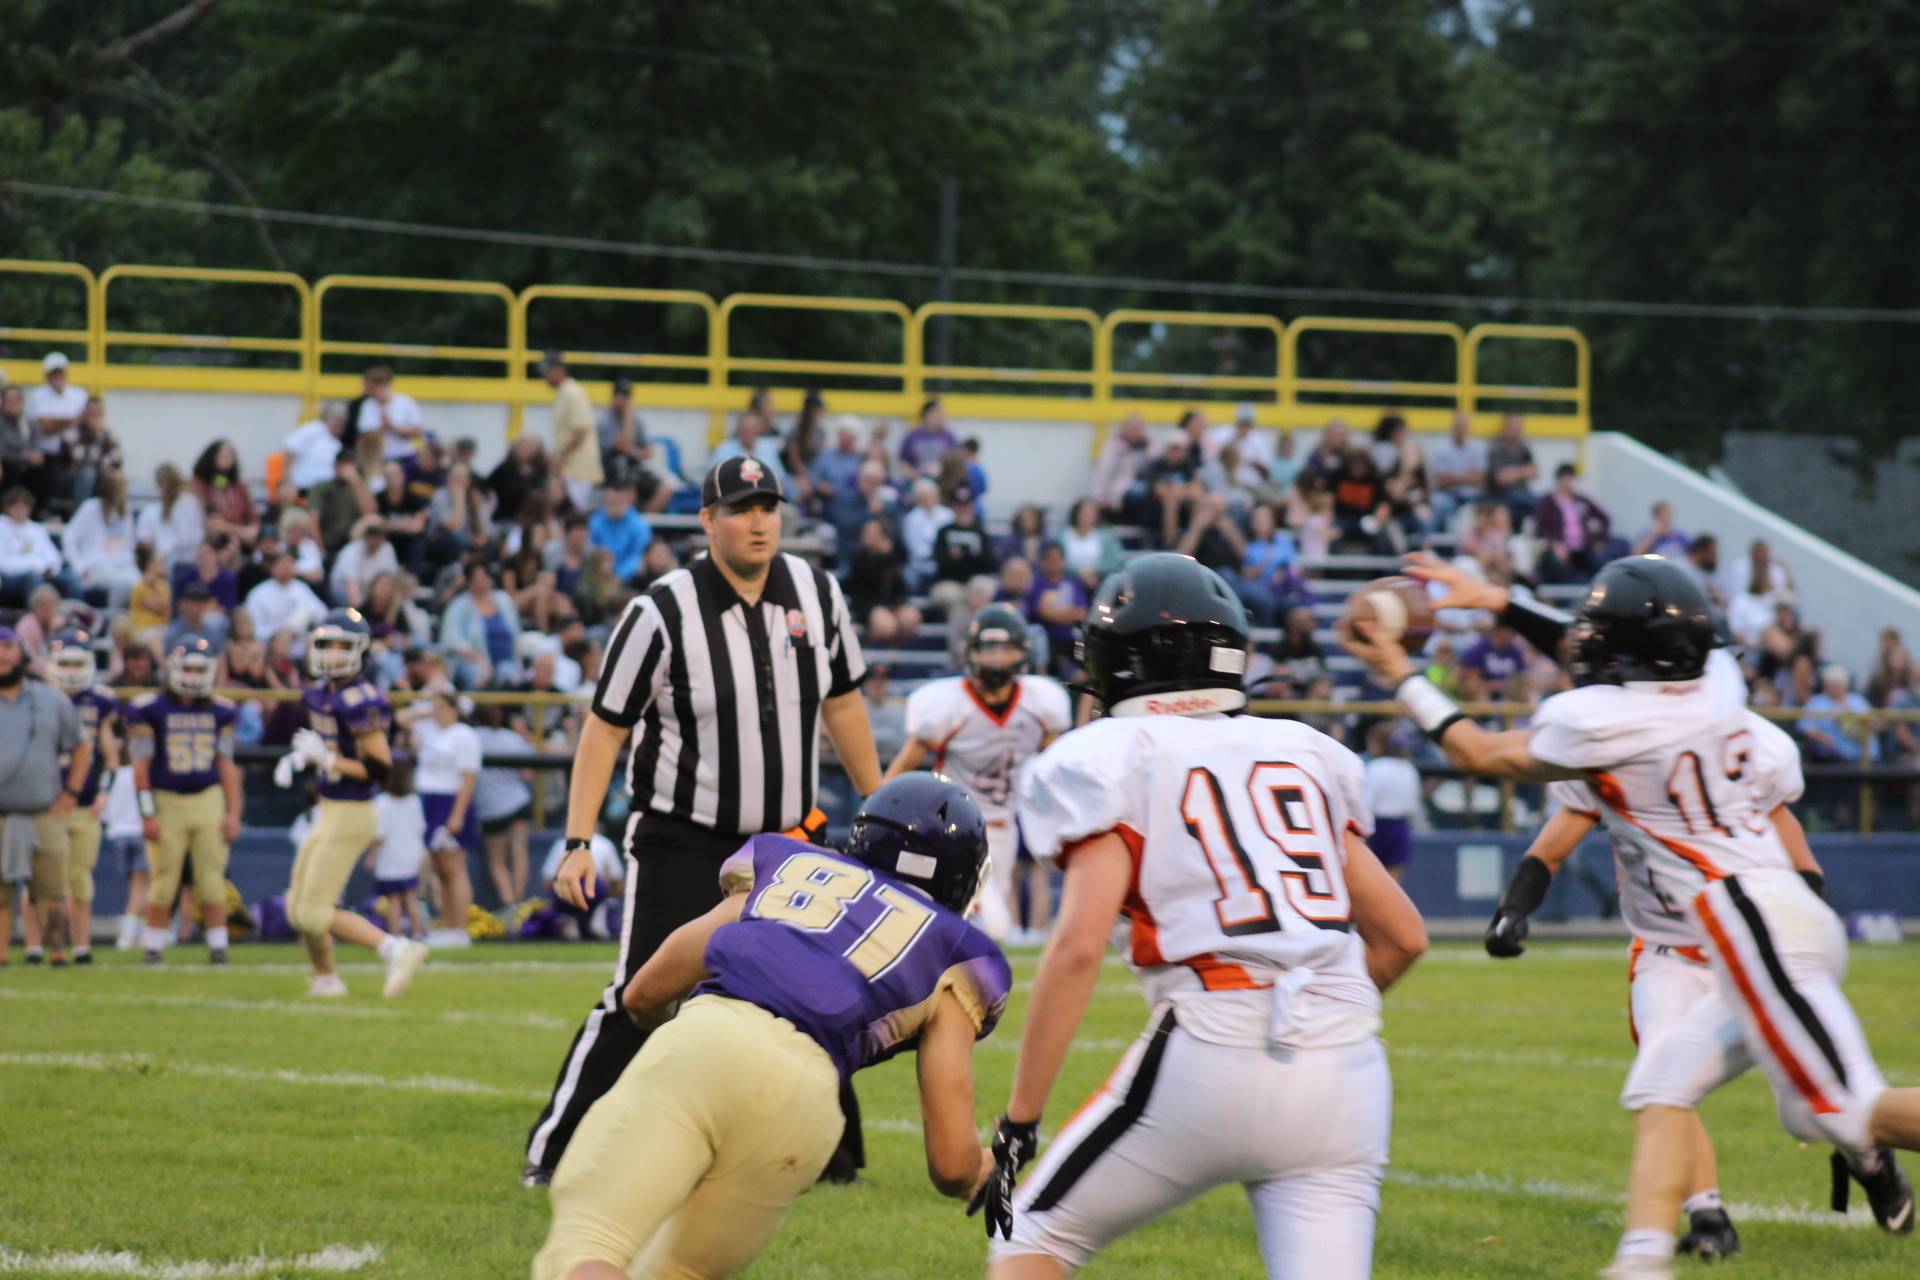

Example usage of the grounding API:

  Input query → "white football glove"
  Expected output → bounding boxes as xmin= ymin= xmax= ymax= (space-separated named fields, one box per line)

xmin=272 ymin=752 xmax=301 ymax=789
xmin=291 ymin=728 xmax=338 ymax=778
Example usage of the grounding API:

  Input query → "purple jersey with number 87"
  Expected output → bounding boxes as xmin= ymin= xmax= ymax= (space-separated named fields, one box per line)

xmin=693 ymin=833 xmax=1011 ymax=1079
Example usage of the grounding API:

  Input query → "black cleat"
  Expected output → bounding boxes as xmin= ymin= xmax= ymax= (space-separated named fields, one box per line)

xmin=816 ymin=1146 xmax=862 ymax=1185
xmin=25 ymin=951 xmax=43 ymax=966
xmin=143 ymin=948 xmax=162 ymax=965
xmin=1675 ymin=1206 xmax=1740 ymax=1259
xmin=519 ymin=1163 xmax=552 ymax=1189
xmin=73 ymin=951 xmax=93 ymax=966
xmin=1834 ymin=1148 xmax=1916 ymax=1234
xmin=209 ymin=949 xmax=229 ymax=966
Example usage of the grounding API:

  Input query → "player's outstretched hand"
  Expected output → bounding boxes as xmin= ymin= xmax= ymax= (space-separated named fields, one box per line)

xmin=1484 ymin=909 xmax=1530 ymax=958
xmin=552 ymin=846 xmax=597 ymax=909
xmin=968 ymin=1115 xmax=1038 ymax=1240
xmin=1400 ymin=551 xmax=1510 ymax=614
xmin=1337 ymin=617 xmax=1416 ymax=689
xmin=272 ymin=752 xmax=300 ymax=789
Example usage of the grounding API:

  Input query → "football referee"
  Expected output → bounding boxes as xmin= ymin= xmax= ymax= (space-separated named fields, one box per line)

xmin=523 ymin=455 xmax=883 ymax=1186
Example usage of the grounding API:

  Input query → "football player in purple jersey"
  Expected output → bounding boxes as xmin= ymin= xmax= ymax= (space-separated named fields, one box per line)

xmin=46 ymin=629 xmax=116 ymax=964
xmin=533 ymin=774 xmax=1011 ymax=1280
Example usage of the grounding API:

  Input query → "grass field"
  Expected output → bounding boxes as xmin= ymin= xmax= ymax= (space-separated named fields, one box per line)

xmin=2 ymin=940 xmax=1917 ymax=1279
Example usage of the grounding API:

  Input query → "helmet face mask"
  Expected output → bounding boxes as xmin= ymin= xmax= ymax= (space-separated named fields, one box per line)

xmin=47 ymin=633 xmax=95 ymax=694
xmin=308 ymin=609 xmax=371 ymax=680
xmin=167 ymin=648 xmax=218 ymax=699
xmin=965 ymin=608 xmax=1030 ymax=695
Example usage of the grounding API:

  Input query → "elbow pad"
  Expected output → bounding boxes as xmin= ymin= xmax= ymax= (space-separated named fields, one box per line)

xmin=1497 ymin=596 xmax=1574 ymax=661
xmin=362 ymin=754 xmax=391 ymax=786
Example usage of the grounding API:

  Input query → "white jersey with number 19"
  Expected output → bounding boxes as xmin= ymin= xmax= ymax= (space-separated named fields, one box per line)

xmin=1017 ymin=711 xmax=1379 ymax=1051
xmin=1528 ymin=649 xmax=1804 ymax=949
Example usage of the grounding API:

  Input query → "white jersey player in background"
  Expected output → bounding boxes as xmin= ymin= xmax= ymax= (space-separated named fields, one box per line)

xmin=883 ymin=604 xmax=1070 ymax=941
xmin=970 ymin=554 xmax=1428 ymax=1279
xmin=1493 ymin=714 xmax=1823 ymax=1261
xmin=1345 ymin=553 xmax=1919 ymax=1279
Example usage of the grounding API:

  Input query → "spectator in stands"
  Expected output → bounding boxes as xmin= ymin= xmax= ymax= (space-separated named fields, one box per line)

xmin=1000 ymin=503 xmax=1049 ymax=566
xmin=0 ymin=385 xmax=34 ymax=488
xmin=959 ymin=438 xmax=989 ymax=513
xmin=900 ymin=478 xmax=952 ymax=590
xmin=364 ymin=571 xmax=432 ymax=654
xmin=245 ymin=545 xmax=324 ymax=640
xmin=278 ymin=508 xmax=327 ymax=591
xmin=354 ymin=366 xmax=425 ymax=462
xmin=126 ymin=550 xmax=171 ymax=647
xmin=14 ymin=583 xmax=62 ymax=670
xmin=136 ymin=463 xmax=205 ymax=568
xmin=595 ymin=376 xmax=646 ymax=492
xmin=811 ymin=418 xmax=865 ymax=515
xmin=586 ymin=482 xmax=651 ymax=584
xmin=64 ymin=397 xmax=121 ymax=507
xmin=188 ymin=439 xmax=258 ymax=546
xmin=1376 ymin=416 xmax=1433 ymax=542
xmin=1722 ymin=537 xmax=1792 ymax=609
xmin=434 ymin=562 xmax=518 ymax=690
xmin=424 ymin=462 xmax=494 ymax=568
xmin=1532 ymin=464 xmax=1613 ymax=583
xmin=1143 ymin=436 xmax=1202 ymax=547
xmin=1090 ymin=413 xmax=1151 ymax=519
xmin=929 ymin=496 xmax=995 ymax=611
xmin=164 ymin=585 xmax=229 ymax=657
xmin=539 ymin=350 xmax=602 ymax=512
xmin=374 ymin=459 xmax=429 ymax=573
xmin=1331 ymin=448 xmax=1395 ymax=553
xmin=118 ymin=642 xmax=159 ymax=690
xmin=487 ymin=434 xmax=549 ymax=525
xmin=899 ymin=397 xmax=958 ymax=476
xmin=1800 ymin=664 xmax=1877 ymax=764
xmin=779 ymin=390 xmax=826 ymax=509
xmin=305 ymin=454 xmax=371 ymax=555
xmin=633 ymin=538 xmax=678 ymax=595
xmin=1750 ymin=600 xmax=1811 ymax=685
xmin=1726 ymin=556 xmax=1791 ymax=651
xmin=1460 ymin=623 xmax=1529 ymax=692
xmin=1427 ymin=412 xmax=1487 ymax=528
xmin=1486 ymin=414 xmax=1539 ymax=527
xmin=1304 ymin=418 xmax=1351 ymax=484
xmin=173 ymin=537 xmax=239 ymax=614
xmin=1872 ymin=643 xmax=1920 ymax=768
xmin=1269 ymin=605 xmax=1327 ymax=698
xmin=331 ymin=517 xmax=398 ymax=609
xmin=284 ymin=403 xmax=347 ymax=492
xmin=0 ymin=486 xmax=72 ymax=607
xmin=1631 ymin=500 xmax=1691 ymax=558
xmin=945 ymin=574 xmax=1000 ymax=669
xmin=1233 ymin=505 xmax=1299 ymax=626
xmin=1208 ymin=404 xmax=1275 ymax=492
xmin=1680 ymin=532 xmax=1722 ymax=608
xmin=1176 ymin=490 xmax=1248 ymax=571
xmin=828 ymin=458 xmax=895 ymax=568
xmin=1027 ymin=542 xmax=1089 ymax=678
xmin=27 ymin=352 xmax=86 ymax=440
xmin=1059 ymin=497 xmax=1124 ymax=588
xmin=64 ymin=467 xmax=139 ymax=608
xmin=845 ymin=517 xmax=910 ymax=628
xmin=861 ymin=663 xmax=908 ymax=763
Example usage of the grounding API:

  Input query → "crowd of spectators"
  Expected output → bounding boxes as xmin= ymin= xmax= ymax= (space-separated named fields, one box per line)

xmin=4 ymin=347 xmax=1916 ymax=841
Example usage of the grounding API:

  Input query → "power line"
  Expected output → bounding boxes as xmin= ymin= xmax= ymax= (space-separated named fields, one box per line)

xmin=8 ymin=179 xmax=1920 ymax=325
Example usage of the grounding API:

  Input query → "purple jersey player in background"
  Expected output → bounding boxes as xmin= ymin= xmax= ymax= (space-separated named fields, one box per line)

xmin=534 ymin=774 xmax=1010 ymax=1280
xmin=47 ymin=629 xmax=117 ymax=962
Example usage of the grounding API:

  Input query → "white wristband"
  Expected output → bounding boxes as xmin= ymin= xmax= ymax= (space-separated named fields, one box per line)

xmin=1395 ymin=674 xmax=1465 ymax=737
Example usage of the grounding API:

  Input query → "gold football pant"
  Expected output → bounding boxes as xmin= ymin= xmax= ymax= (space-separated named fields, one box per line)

xmin=0 ymin=811 xmax=71 ymax=910
xmin=64 ymin=809 xmax=103 ymax=904
xmin=147 ymin=787 xmax=229 ymax=908
xmin=533 ymin=995 xmax=844 ymax=1280
xmin=285 ymin=797 xmax=378 ymax=936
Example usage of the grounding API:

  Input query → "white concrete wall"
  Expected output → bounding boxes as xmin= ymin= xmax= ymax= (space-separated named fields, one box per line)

xmin=1583 ymin=431 xmax=1920 ymax=674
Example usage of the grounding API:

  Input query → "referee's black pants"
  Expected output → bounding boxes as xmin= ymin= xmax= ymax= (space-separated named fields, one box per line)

xmin=523 ymin=813 xmax=865 ymax=1179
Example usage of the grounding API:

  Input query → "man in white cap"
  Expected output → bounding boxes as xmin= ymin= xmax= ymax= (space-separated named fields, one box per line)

xmin=1206 ymin=401 xmax=1275 ymax=490
xmin=26 ymin=353 xmax=87 ymax=445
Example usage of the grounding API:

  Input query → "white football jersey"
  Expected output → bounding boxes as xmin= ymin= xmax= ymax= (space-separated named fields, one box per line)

xmin=1017 ymin=711 xmax=1380 ymax=1051
xmin=1531 ymin=650 xmax=1804 ymax=949
xmin=904 ymin=674 xmax=1072 ymax=822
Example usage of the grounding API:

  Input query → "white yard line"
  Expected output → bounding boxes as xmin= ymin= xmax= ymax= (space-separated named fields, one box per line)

xmin=1384 ymin=1167 xmax=1874 ymax=1229
xmin=0 ymin=1053 xmax=545 ymax=1103
xmin=0 ymin=1243 xmax=382 ymax=1277
xmin=70 ymin=959 xmax=614 ymax=976
xmin=0 ymin=988 xmax=569 ymax=1030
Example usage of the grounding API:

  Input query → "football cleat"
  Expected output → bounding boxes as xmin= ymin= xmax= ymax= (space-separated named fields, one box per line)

xmin=72 ymin=950 xmax=93 ymax=967
xmin=143 ymin=948 xmax=162 ymax=965
xmin=382 ymin=939 xmax=430 ymax=998
xmin=25 ymin=949 xmax=43 ymax=966
xmin=1675 ymin=1207 xmax=1740 ymax=1258
xmin=1599 ymin=1257 xmax=1672 ymax=1280
xmin=307 ymin=974 xmax=349 ymax=998
xmin=1834 ymin=1148 xmax=1916 ymax=1234
xmin=519 ymin=1163 xmax=552 ymax=1189
xmin=209 ymin=949 xmax=229 ymax=966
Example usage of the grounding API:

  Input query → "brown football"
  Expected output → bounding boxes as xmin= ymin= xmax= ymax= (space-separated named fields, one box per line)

xmin=1341 ymin=576 xmax=1437 ymax=648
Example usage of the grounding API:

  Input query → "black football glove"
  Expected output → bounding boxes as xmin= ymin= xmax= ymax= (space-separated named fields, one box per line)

xmin=967 ymin=1115 xmax=1039 ymax=1240
xmin=1484 ymin=909 xmax=1530 ymax=958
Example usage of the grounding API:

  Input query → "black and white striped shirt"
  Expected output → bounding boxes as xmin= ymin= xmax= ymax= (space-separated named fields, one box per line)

xmin=591 ymin=551 xmax=866 ymax=836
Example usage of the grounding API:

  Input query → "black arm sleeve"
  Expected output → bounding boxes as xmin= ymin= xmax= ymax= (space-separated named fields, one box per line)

xmin=1497 ymin=855 xmax=1555 ymax=917
xmin=1497 ymin=595 xmax=1574 ymax=661
xmin=362 ymin=754 xmax=391 ymax=786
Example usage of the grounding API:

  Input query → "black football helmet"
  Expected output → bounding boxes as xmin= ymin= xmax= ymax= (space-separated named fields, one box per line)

xmin=845 ymin=774 xmax=989 ymax=915
xmin=1078 ymin=553 xmax=1250 ymax=712
xmin=965 ymin=604 xmax=1031 ymax=695
xmin=1566 ymin=555 xmax=1718 ymax=686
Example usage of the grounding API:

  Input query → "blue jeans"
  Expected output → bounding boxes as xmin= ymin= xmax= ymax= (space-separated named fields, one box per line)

xmin=0 ymin=570 xmax=80 ymax=608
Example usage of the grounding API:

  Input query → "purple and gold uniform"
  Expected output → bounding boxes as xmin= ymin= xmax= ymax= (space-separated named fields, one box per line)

xmin=535 ymin=835 xmax=1010 ymax=1280
xmin=284 ymin=677 xmax=392 ymax=936
xmin=60 ymin=685 xmax=118 ymax=904
xmin=126 ymin=692 xmax=237 ymax=910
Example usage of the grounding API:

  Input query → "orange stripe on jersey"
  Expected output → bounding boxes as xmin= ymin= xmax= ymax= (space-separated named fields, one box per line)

xmin=929 ymin=723 xmax=965 ymax=774
xmin=1696 ymin=892 xmax=1840 ymax=1115
xmin=1185 ymin=953 xmax=1272 ymax=992
xmin=1112 ymin=823 xmax=1167 ymax=968
xmin=965 ymin=678 xmax=1022 ymax=727
xmin=1592 ymin=771 xmax=1725 ymax=881
xmin=1627 ymin=937 xmax=1643 ymax=1045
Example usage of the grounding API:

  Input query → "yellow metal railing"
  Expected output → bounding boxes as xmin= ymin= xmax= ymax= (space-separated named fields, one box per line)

xmin=0 ymin=260 xmax=1591 ymax=442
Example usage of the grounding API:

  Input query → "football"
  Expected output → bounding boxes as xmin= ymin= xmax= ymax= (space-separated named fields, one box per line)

xmin=1341 ymin=576 xmax=1437 ymax=648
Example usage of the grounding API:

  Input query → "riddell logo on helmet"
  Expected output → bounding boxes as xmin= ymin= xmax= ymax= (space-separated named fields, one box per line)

xmin=1143 ymin=694 xmax=1219 ymax=715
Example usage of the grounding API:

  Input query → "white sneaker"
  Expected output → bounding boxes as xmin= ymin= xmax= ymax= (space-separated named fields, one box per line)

xmin=1600 ymin=1257 xmax=1673 ymax=1280
xmin=383 ymin=940 xmax=430 ymax=998
xmin=307 ymin=974 xmax=349 ymax=998
xmin=426 ymin=928 xmax=471 ymax=949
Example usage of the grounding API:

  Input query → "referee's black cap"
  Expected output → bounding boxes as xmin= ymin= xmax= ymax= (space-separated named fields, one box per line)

xmin=701 ymin=456 xmax=787 ymax=509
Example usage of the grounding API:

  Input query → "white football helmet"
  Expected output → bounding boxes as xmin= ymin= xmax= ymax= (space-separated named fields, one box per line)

xmin=47 ymin=629 xmax=96 ymax=694
xmin=166 ymin=639 xmax=219 ymax=699
xmin=308 ymin=608 xmax=371 ymax=680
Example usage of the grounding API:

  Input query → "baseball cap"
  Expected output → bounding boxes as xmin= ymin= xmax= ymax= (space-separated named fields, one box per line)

xmin=1236 ymin=401 xmax=1256 ymax=422
xmin=539 ymin=348 xmax=566 ymax=371
xmin=0 ymin=626 xmax=19 ymax=644
xmin=43 ymin=352 xmax=69 ymax=373
xmin=701 ymin=456 xmax=786 ymax=509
